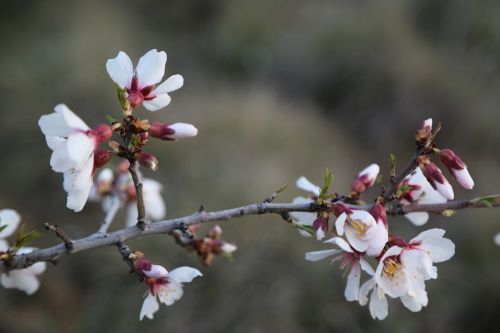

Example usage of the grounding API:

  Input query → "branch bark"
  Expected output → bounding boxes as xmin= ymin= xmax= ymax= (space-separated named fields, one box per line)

xmin=128 ymin=160 xmax=146 ymax=230
xmin=2 ymin=197 xmax=498 ymax=272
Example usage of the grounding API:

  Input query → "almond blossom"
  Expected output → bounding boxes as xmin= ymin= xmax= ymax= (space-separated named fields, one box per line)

xmin=106 ymin=49 xmax=183 ymax=111
xmin=132 ymin=254 xmax=202 ymax=320
xmin=0 ymin=210 xmax=46 ymax=295
xmin=422 ymin=162 xmax=454 ymax=200
xmin=439 ymin=148 xmax=474 ymax=190
xmin=306 ymin=237 xmax=374 ymax=301
xmin=39 ymin=104 xmax=112 ymax=212
xmin=289 ymin=177 xmax=325 ymax=239
xmin=351 ymin=163 xmax=380 ymax=194
xmin=335 ymin=209 xmax=387 ymax=256
xmin=399 ymin=168 xmax=447 ymax=226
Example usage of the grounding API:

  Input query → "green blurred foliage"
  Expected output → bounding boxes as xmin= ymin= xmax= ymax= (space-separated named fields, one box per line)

xmin=0 ymin=0 xmax=499 ymax=332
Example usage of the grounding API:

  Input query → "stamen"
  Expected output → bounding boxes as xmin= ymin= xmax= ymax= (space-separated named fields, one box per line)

xmin=383 ymin=257 xmax=401 ymax=277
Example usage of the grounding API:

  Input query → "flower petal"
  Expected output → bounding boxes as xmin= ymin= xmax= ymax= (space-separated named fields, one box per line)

xmin=142 ymin=94 xmax=172 ymax=112
xmin=335 ymin=213 xmax=347 ymax=236
xmin=140 ymin=293 xmax=159 ymax=321
xmin=0 ymin=209 xmax=21 ymax=239
xmin=369 ymin=287 xmax=389 ymax=320
xmin=144 ymin=264 xmax=168 ymax=278
xmin=324 ymin=237 xmax=353 ymax=253
xmin=169 ymin=266 xmax=203 ymax=283
xmin=136 ymin=49 xmax=167 ymax=87
xmin=305 ymin=249 xmax=340 ymax=262
xmin=152 ymin=74 xmax=184 ymax=95
xmin=295 ymin=176 xmax=321 ymax=196
xmin=106 ymin=51 xmax=134 ymax=89
xmin=345 ymin=263 xmax=361 ymax=302
xmin=404 ymin=212 xmax=429 ymax=226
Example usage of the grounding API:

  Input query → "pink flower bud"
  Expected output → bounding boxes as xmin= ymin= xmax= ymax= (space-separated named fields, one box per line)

xmin=138 ymin=152 xmax=159 ymax=171
xmin=150 ymin=122 xmax=198 ymax=141
xmin=312 ymin=215 xmax=329 ymax=240
xmin=423 ymin=162 xmax=454 ymax=200
xmin=92 ymin=124 xmax=113 ymax=142
xmin=332 ymin=203 xmax=353 ymax=217
xmin=93 ymin=149 xmax=112 ymax=170
xmin=370 ymin=203 xmax=388 ymax=227
xmin=439 ymin=149 xmax=474 ymax=189
xmin=351 ymin=164 xmax=380 ymax=193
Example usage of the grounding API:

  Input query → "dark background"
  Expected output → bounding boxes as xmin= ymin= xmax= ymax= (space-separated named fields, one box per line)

xmin=0 ymin=0 xmax=499 ymax=332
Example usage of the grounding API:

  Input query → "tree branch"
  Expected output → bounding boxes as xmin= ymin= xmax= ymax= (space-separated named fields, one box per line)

xmin=128 ymin=160 xmax=146 ymax=230
xmin=2 ymin=196 xmax=498 ymax=272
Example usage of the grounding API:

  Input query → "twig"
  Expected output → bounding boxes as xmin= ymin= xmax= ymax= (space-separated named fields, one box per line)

xmin=97 ymin=196 xmax=122 ymax=233
xmin=2 ymin=197 xmax=498 ymax=272
xmin=44 ymin=223 xmax=73 ymax=251
xmin=116 ymin=241 xmax=134 ymax=273
xmin=128 ymin=160 xmax=147 ymax=230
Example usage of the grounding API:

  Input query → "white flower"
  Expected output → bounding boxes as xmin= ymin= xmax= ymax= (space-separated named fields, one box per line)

xmin=400 ymin=168 xmax=447 ymax=226
xmin=335 ymin=210 xmax=386 ymax=255
xmin=39 ymin=104 xmax=102 ymax=212
xmin=0 ymin=210 xmax=46 ymax=295
xmin=306 ymin=237 xmax=374 ymax=302
xmin=106 ymin=49 xmax=183 ymax=112
xmin=140 ymin=266 xmax=202 ymax=320
xmin=374 ymin=246 xmax=413 ymax=298
xmin=351 ymin=163 xmax=380 ymax=193
xmin=358 ymin=279 xmax=389 ymax=320
xmin=290 ymin=177 xmax=325 ymax=239
xmin=126 ymin=178 xmax=166 ymax=227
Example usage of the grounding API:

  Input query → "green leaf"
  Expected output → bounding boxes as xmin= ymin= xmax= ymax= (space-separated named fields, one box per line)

xmin=471 ymin=195 xmax=500 ymax=208
xmin=375 ymin=173 xmax=383 ymax=185
xmin=294 ymin=223 xmax=315 ymax=235
xmin=105 ymin=115 xmax=116 ymax=124
xmin=13 ymin=224 xmax=41 ymax=250
xmin=319 ymin=168 xmax=334 ymax=199
xmin=115 ymin=84 xmax=130 ymax=111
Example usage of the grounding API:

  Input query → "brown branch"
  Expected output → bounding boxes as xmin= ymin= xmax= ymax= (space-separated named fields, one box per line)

xmin=128 ymin=160 xmax=147 ymax=230
xmin=44 ymin=223 xmax=74 ymax=251
xmin=2 ymin=197 xmax=498 ymax=272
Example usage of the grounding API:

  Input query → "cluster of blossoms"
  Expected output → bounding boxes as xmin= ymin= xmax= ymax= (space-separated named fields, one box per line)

xmin=291 ymin=118 xmax=473 ymax=319
xmin=0 ymin=209 xmax=46 ymax=295
xmin=130 ymin=252 xmax=202 ymax=320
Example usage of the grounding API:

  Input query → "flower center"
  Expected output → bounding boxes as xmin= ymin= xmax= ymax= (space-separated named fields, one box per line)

xmin=349 ymin=218 xmax=367 ymax=236
xmin=383 ymin=257 xmax=402 ymax=277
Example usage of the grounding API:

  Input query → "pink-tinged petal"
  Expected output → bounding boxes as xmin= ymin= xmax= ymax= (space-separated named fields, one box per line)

xmin=422 ymin=118 xmax=432 ymax=129
xmin=324 ymin=237 xmax=353 ymax=253
xmin=106 ymin=51 xmax=134 ymax=89
xmin=152 ymin=74 xmax=184 ymax=95
xmin=142 ymin=94 xmax=172 ymax=112
xmin=136 ymin=49 xmax=167 ymax=87
xmin=0 ymin=209 xmax=21 ymax=239
xmin=335 ymin=213 xmax=347 ymax=236
xmin=404 ymin=212 xmax=429 ymax=226
xmin=55 ymin=104 xmax=90 ymax=131
xmin=435 ymin=181 xmax=454 ymax=200
xmin=305 ymin=249 xmax=340 ymax=262
xmin=358 ymin=279 xmax=374 ymax=306
xmin=453 ymin=168 xmax=474 ymax=190
xmin=359 ymin=258 xmax=375 ymax=276
xmin=166 ymin=123 xmax=198 ymax=139
xmin=143 ymin=264 xmax=168 ymax=278
xmin=357 ymin=163 xmax=380 ymax=186
xmin=140 ymin=293 xmax=159 ymax=321
xmin=169 ymin=266 xmax=203 ymax=283
xmin=365 ymin=222 xmax=388 ymax=257
xmin=296 ymin=177 xmax=321 ymax=196
xmin=369 ymin=287 xmax=388 ymax=320
xmin=345 ymin=263 xmax=361 ymax=302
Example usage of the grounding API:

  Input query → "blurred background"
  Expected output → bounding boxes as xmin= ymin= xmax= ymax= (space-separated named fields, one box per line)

xmin=1 ymin=0 xmax=500 ymax=332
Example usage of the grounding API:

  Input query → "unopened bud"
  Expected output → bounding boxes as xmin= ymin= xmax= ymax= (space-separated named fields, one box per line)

xmin=370 ymin=203 xmax=388 ymax=227
xmin=439 ymin=149 xmax=474 ymax=190
xmin=138 ymin=152 xmax=159 ymax=171
xmin=332 ymin=202 xmax=353 ymax=217
xmin=93 ymin=149 xmax=112 ymax=170
xmin=150 ymin=122 xmax=198 ymax=141
xmin=423 ymin=162 xmax=454 ymax=200
xmin=415 ymin=118 xmax=432 ymax=143
xmin=312 ymin=213 xmax=329 ymax=240
xmin=93 ymin=124 xmax=113 ymax=142
xmin=351 ymin=164 xmax=380 ymax=194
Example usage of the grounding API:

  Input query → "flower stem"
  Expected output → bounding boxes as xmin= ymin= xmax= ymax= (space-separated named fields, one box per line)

xmin=128 ymin=159 xmax=147 ymax=230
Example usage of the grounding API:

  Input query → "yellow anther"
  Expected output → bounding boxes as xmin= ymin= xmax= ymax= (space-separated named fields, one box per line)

xmin=383 ymin=258 xmax=401 ymax=277
xmin=349 ymin=219 xmax=367 ymax=236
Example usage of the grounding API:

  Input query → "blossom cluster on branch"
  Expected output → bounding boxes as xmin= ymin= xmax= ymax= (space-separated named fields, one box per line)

xmin=0 ymin=48 xmax=498 ymax=322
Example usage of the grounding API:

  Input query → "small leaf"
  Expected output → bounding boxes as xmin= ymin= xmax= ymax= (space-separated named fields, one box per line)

xmin=294 ymin=223 xmax=315 ymax=235
xmin=319 ymin=169 xmax=334 ymax=199
xmin=471 ymin=195 xmax=500 ymax=208
xmin=115 ymin=84 xmax=130 ymax=111
xmin=375 ymin=173 xmax=383 ymax=185
xmin=14 ymin=224 xmax=41 ymax=250
xmin=105 ymin=115 xmax=116 ymax=124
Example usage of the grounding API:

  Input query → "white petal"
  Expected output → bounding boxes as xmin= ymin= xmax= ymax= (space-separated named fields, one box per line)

xmin=404 ymin=212 xmax=429 ymax=226
xmin=290 ymin=197 xmax=315 ymax=226
xmin=169 ymin=266 xmax=203 ymax=283
xmin=435 ymin=180 xmax=454 ymax=200
xmin=365 ymin=222 xmax=388 ymax=257
xmin=136 ymin=49 xmax=167 ymax=87
xmin=369 ymin=287 xmax=389 ymax=320
xmin=142 ymin=94 xmax=172 ymax=111
xmin=400 ymin=295 xmax=423 ymax=312
xmin=97 ymin=168 xmax=114 ymax=183
xmin=66 ymin=133 xmax=95 ymax=168
xmin=221 ymin=243 xmax=237 ymax=253
xmin=126 ymin=204 xmax=138 ymax=227
xmin=305 ymin=249 xmax=340 ymax=262
xmin=106 ymin=51 xmax=134 ymax=88
xmin=46 ymin=136 xmax=65 ymax=151
xmin=167 ymin=123 xmax=198 ymax=139
xmin=152 ymin=74 xmax=184 ymax=94
xmin=411 ymin=228 xmax=446 ymax=242
xmin=324 ymin=237 xmax=353 ymax=253
xmin=345 ymin=228 xmax=369 ymax=253
xmin=420 ymin=239 xmax=455 ymax=263
xmin=335 ymin=213 xmax=347 ymax=236
xmin=345 ymin=263 xmax=361 ymax=302
xmin=1 ymin=270 xmax=40 ymax=295
xmin=494 ymin=233 xmax=500 ymax=246
xmin=359 ymin=258 xmax=375 ymax=276
xmin=56 ymin=104 xmax=89 ymax=131
xmin=39 ymin=104 xmax=88 ymax=137
xmin=453 ymin=168 xmax=474 ymax=190
xmin=315 ymin=228 xmax=325 ymax=240
xmin=158 ymin=280 xmax=184 ymax=306
xmin=65 ymin=158 xmax=94 ymax=212
xmin=143 ymin=179 xmax=166 ymax=220
xmin=358 ymin=279 xmax=374 ymax=306
xmin=144 ymin=264 xmax=168 ymax=278
xmin=140 ymin=293 xmax=159 ymax=321
xmin=0 ymin=209 xmax=21 ymax=239
xmin=358 ymin=163 xmax=380 ymax=186
xmin=295 ymin=177 xmax=321 ymax=196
